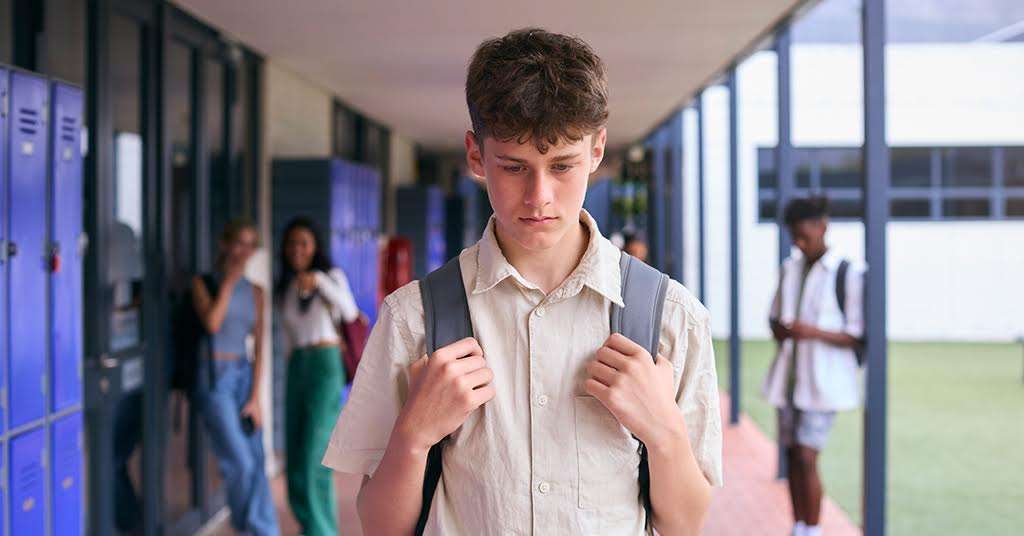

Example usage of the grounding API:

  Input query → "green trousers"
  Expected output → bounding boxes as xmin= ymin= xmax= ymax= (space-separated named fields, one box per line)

xmin=286 ymin=346 xmax=346 ymax=536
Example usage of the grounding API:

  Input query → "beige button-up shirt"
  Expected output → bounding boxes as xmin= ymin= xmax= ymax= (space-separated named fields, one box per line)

xmin=323 ymin=210 xmax=723 ymax=535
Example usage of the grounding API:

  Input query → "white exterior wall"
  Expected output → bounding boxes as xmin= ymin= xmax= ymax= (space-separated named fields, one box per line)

xmin=691 ymin=44 xmax=1024 ymax=342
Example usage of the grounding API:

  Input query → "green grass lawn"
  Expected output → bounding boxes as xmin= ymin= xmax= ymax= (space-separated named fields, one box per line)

xmin=713 ymin=339 xmax=1024 ymax=535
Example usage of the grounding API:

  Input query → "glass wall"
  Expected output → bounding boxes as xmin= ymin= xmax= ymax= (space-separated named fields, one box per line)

xmin=885 ymin=1 xmax=1024 ymax=534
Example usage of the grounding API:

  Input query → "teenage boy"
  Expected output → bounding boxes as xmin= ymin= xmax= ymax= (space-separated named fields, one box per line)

xmin=323 ymin=28 xmax=722 ymax=535
xmin=762 ymin=197 xmax=866 ymax=536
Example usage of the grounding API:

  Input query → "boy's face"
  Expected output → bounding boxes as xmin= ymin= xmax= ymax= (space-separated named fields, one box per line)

xmin=466 ymin=129 xmax=606 ymax=252
xmin=788 ymin=217 xmax=828 ymax=259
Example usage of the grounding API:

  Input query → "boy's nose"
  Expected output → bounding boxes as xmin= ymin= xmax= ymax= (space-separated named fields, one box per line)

xmin=524 ymin=172 xmax=554 ymax=207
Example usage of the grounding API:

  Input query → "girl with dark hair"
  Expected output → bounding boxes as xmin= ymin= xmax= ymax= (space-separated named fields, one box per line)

xmin=276 ymin=217 xmax=359 ymax=536
xmin=192 ymin=220 xmax=278 ymax=536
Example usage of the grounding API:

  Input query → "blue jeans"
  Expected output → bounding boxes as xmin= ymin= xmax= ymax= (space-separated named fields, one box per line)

xmin=198 ymin=359 xmax=279 ymax=536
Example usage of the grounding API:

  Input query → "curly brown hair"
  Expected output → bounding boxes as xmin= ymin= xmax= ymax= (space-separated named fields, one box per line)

xmin=466 ymin=28 xmax=609 ymax=154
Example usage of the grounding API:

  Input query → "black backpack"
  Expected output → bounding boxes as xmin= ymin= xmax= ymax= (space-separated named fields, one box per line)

xmin=415 ymin=252 xmax=669 ymax=534
xmin=169 ymin=274 xmax=219 ymax=394
xmin=835 ymin=259 xmax=866 ymax=366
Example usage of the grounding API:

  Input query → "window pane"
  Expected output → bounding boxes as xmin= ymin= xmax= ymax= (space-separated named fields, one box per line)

xmin=1005 ymin=198 xmax=1024 ymax=217
xmin=164 ymin=40 xmax=197 ymax=524
xmin=891 ymin=199 xmax=931 ymax=219
xmin=334 ymin=105 xmax=357 ymax=160
xmin=759 ymin=198 xmax=777 ymax=221
xmin=830 ymin=197 xmax=863 ymax=219
xmin=38 ymin=0 xmax=86 ymax=86
xmin=942 ymin=198 xmax=990 ymax=218
xmin=1005 ymin=147 xmax=1024 ymax=187
xmin=206 ymin=59 xmax=227 ymax=242
xmin=796 ymin=148 xmax=813 ymax=188
xmin=891 ymin=147 xmax=932 ymax=188
xmin=1 ymin=0 xmax=11 ymax=63
xmin=942 ymin=147 xmax=991 ymax=188
xmin=819 ymin=148 xmax=862 ymax=188
xmin=109 ymin=14 xmax=144 ymax=353
xmin=758 ymin=148 xmax=777 ymax=190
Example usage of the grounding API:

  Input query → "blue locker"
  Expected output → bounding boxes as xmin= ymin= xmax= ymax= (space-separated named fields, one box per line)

xmin=9 ymin=72 xmax=49 ymax=429
xmin=0 ymin=439 xmax=5 ymax=536
xmin=52 ymin=412 xmax=83 ymax=536
xmin=10 ymin=427 xmax=46 ymax=535
xmin=0 ymin=67 xmax=9 ymax=434
xmin=50 ymin=83 xmax=84 ymax=412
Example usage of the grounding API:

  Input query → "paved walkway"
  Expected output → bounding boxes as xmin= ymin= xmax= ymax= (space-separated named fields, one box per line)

xmin=704 ymin=394 xmax=860 ymax=536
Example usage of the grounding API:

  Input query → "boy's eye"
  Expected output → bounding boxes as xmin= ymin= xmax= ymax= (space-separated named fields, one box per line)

xmin=552 ymin=164 xmax=573 ymax=172
xmin=502 ymin=165 xmax=525 ymax=173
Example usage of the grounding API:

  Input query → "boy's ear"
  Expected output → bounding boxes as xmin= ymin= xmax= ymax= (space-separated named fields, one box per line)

xmin=590 ymin=128 xmax=607 ymax=173
xmin=465 ymin=131 xmax=486 ymax=179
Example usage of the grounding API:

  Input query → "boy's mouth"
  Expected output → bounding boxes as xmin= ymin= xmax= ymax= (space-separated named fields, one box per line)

xmin=520 ymin=216 xmax=558 ymax=226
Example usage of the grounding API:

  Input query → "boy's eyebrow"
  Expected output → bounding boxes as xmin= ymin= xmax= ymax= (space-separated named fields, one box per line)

xmin=496 ymin=152 xmax=583 ymax=164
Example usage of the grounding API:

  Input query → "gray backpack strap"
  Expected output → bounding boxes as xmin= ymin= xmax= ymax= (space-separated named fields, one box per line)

xmin=611 ymin=252 xmax=670 ymax=361
xmin=610 ymin=252 xmax=670 ymax=531
xmin=416 ymin=255 xmax=472 ymax=536
xmin=421 ymin=256 xmax=473 ymax=354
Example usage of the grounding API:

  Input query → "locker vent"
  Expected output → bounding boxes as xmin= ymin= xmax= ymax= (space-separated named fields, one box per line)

xmin=17 ymin=107 xmax=39 ymax=136
xmin=61 ymin=115 xmax=77 ymax=144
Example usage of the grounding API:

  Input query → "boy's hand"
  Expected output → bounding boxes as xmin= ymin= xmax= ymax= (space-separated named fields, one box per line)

xmin=789 ymin=321 xmax=819 ymax=341
xmin=394 ymin=337 xmax=495 ymax=453
xmin=585 ymin=333 xmax=685 ymax=449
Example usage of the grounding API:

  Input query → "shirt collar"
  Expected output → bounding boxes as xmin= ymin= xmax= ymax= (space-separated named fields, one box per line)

xmin=795 ymin=247 xmax=842 ymax=271
xmin=473 ymin=209 xmax=625 ymax=307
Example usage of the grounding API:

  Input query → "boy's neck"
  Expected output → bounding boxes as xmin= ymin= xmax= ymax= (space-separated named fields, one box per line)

xmin=494 ymin=216 xmax=590 ymax=295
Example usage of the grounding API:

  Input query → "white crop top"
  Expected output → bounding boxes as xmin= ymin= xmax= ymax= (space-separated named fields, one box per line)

xmin=280 ymin=268 xmax=360 ymax=351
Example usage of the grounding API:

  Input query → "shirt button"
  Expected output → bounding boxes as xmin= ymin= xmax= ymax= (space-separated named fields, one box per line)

xmin=538 ymin=482 xmax=551 ymax=494
xmin=537 ymin=395 xmax=549 ymax=407
xmin=536 ymin=306 xmax=546 ymax=317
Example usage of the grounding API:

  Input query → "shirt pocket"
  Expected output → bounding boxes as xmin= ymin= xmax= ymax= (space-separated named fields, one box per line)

xmin=574 ymin=396 xmax=641 ymax=513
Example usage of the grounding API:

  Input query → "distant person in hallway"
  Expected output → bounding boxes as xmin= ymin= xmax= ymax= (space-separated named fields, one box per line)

xmin=192 ymin=220 xmax=279 ymax=536
xmin=276 ymin=217 xmax=360 ymax=536
xmin=762 ymin=197 xmax=866 ymax=536
xmin=322 ymin=28 xmax=722 ymax=536
xmin=622 ymin=232 xmax=649 ymax=263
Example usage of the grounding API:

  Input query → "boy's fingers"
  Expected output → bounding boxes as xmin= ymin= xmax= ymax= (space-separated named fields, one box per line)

xmin=604 ymin=332 xmax=645 ymax=356
xmin=449 ymin=356 xmax=488 ymax=378
xmin=435 ymin=337 xmax=483 ymax=362
xmin=584 ymin=378 xmax=610 ymax=401
xmin=410 ymin=355 xmax=428 ymax=380
xmin=595 ymin=345 xmax=630 ymax=370
xmin=587 ymin=360 xmax=617 ymax=386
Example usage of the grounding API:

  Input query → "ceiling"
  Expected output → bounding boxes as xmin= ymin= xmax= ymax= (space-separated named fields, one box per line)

xmin=176 ymin=0 xmax=802 ymax=150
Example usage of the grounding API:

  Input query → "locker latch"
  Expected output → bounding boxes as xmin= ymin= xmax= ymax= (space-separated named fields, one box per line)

xmin=49 ymin=242 xmax=61 ymax=273
xmin=0 ymin=240 xmax=15 ymax=264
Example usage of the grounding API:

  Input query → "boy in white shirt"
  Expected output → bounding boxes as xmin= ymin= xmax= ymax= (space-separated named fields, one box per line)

xmin=763 ymin=196 xmax=866 ymax=536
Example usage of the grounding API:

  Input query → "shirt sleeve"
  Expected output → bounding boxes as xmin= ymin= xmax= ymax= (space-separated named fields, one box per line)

xmin=841 ymin=262 xmax=866 ymax=340
xmin=321 ymin=284 xmax=419 ymax=475
xmin=661 ymin=283 xmax=724 ymax=487
xmin=769 ymin=261 xmax=786 ymax=323
xmin=316 ymin=268 xmax=360 ymax=323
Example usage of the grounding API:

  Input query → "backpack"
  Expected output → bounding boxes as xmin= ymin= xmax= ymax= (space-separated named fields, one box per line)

xmin=835 ymin=259 xmax=866 ymax=366
xmin=415 ymin=252 xmax=669 ymax=535
xmin=169 ymin=274 xmax=219 ymax=394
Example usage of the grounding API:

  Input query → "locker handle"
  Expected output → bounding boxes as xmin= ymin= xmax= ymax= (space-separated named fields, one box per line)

xmin=5 ymin=241 xmax=16 ymax=261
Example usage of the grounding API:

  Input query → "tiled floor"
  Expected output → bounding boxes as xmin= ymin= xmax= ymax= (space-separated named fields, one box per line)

xmin=704 ymin=394 xmax=860 ymax=536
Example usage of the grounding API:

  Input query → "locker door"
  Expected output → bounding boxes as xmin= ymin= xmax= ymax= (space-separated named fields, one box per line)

xmin=9 ymin=427 xmax=46 ymax=535
xmin=52 ymin=412 xmax=83 ymax=536
xmin=0 ymin=440 xmax=5 ymax=536
xmin=50 ymin=83 xmax=84 ymax=412
xmin=0 ymin=68 xmax=9 ymax=434
xmin=8 ymin=72 xmax=49 ymax=429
